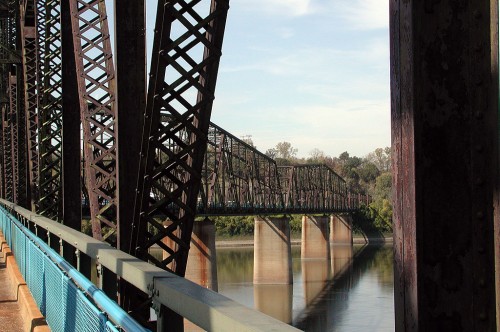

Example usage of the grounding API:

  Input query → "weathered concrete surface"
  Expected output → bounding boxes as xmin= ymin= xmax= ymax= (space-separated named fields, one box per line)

xmin=301 ymin=216 xmax=330 ymax=260
xmin=253 ymin=216 xmax=292 ymax=284
xmin=185 ymin=219 xmax=218 ymax=292
xmin=330 ymin=214 xmax=352 ymax=245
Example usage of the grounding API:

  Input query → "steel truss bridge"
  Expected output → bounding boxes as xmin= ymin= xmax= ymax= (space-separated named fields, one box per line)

xmin=0 ymin=0 xmax=368 ymax=328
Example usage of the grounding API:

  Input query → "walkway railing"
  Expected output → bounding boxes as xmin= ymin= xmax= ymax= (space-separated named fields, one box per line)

xmin=0 ymin=199 xmax=300 ymax=332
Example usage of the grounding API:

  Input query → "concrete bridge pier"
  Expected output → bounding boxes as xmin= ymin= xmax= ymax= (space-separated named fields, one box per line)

xmin=301 ymin=215 xmax=330 ymax=260
xmin=185 ymin=219 xmax=218 ymax=292
xmin=330 ymin=214 xmax=353 ymax=245
xmin=162 ymin=219 xmax=218 ymax=291
xmin=253 ymin=216 xmax=292 ymax=284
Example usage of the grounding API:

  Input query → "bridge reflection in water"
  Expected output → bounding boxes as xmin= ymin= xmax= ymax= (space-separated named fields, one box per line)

xmin=175 ymin=243 xmax=394 ymax=331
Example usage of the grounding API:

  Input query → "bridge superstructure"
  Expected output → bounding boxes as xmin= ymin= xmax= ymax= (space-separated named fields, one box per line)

xmin=0 ymin=0 xmax=367 ymax=330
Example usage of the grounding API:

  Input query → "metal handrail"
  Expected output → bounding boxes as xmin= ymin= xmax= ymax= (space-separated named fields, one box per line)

xmin=0 ymin=199 xmax=301 ymax=332
xmin=0 ymin=206 xmax=147 ymax=332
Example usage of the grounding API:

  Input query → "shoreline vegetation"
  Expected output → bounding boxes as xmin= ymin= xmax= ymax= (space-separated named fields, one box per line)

xmin=215 ymin=234 xmax=393 ymax=248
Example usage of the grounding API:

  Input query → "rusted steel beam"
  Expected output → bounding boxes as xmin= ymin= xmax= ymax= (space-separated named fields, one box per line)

xmin=37 ymin=0 xmax=63 ymax=221
xmin=131 ymin=0 xmax=229 ymax=278
xmin=60 ymin=0 xmax=81 ymax=234
xmin=69 ymin=0 xmax=117 ymax=242
xmin=114 ymin=0 xmax=145 ymax=250
xmin=390 ymin=0 xmax=498 ymax=331
xmin=278 ymin=164 xmax=348 ymax=214
xmin=21 ymin=24 xmax=38 ymax=211
xmin=8 ymin=72 xmax=17 ymax=203
xmin=198 ymin=123 xmax=284 ymax=215
xmin=113 ymin=0 xmax=146 ymax=317
xmin=2 ymin=98 xmax=12 ymax=201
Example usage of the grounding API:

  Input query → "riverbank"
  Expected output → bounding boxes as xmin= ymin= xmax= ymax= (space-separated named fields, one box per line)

xmin=215 ymin=235 xmax=393 ymax=248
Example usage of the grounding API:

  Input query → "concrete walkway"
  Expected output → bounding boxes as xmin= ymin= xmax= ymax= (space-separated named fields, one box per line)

xmin=0 ymin=251 xmax=24 ymax=331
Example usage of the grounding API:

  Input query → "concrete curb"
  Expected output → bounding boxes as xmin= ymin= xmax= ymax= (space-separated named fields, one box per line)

xmin=0 ymin=233 xmax=50 ymax=332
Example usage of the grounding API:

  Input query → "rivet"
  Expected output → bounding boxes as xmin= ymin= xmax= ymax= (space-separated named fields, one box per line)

xmin=475 ymin=178 xmax=484 ymax=185
xmin=476 ymin=211 xmax=484 ymax=219
xmin=478 ymin=246 xmax=485 ymax=253
xmin=479 ymin=278 xmax=485 ymax=287
xmin=475 ymin=145 xmax=483 ymax=152
xmin=475 ymin=111 xmax=483 ymax=119
xmin=473 ymin=10 xmax=482 ymax=19
xmin=479 ymin=312 xmax=487 ymax=321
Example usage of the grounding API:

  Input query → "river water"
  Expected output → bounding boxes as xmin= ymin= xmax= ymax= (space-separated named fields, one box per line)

xmin=216 ymin=244 xmax=394 ymax=332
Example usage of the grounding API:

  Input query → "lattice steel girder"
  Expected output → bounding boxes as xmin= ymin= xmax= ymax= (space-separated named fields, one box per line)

xmin=131 ymin=0 xmax=230 ymax=277
xmin=20 ymin=23 xmax=37 ymax=211
xmin=69 ymin=0 xmax=117 ymax=242
xmin=2 ymin=101 xmax=12 ymax=200
xmin=198 ymin=122 xmax=284 ymax=215
xmin=21 ymin=0 xmax=38 ymax=211
xmin=8 ymin=72 xmax=18 ymax=203
xmin=37 ymin=0 xmax=63 ymax=220
xmin=278 ymin=164 xmax=348 ymax=213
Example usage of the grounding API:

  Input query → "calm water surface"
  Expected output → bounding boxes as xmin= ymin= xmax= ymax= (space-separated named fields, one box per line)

xmin=217 ymin=244 xmax=394 ymax=332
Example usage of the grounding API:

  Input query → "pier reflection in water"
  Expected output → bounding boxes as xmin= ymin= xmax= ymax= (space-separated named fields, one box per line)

xmin=150 ymin=244 xmax=393 ymax=331
xmin=217 ymin=244 xmax=394 ymax=332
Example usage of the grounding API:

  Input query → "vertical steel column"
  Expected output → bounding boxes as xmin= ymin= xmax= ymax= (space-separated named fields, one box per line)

xmin=8 ymin=72 xmax=17 ymax=203
xmin=2 ymin=99 xmax=12 ymax=201
xmin=131 ymin=0 xmax=229 ymax=276
xmin=37 ymin=0 xmax=63 ymax=220
xmin=15 ymin=0 xmax=28 ymax=209
xmin=390 ymin=0 xmax=498 ymax=331
xmin=69 ymin=0 xmax=117 ymax=242
xmin=60 ymin=0 xmax=81 ymax=236
xmin=114 ymin=0 xmax=145 ymax=251
xmin=20 ymin=0 xmax=36 ymax=211
xmin=113 ymin=0 xmax=146 ymax=316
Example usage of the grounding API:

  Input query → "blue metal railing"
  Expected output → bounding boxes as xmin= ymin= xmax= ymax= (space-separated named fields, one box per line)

xmin=0 ymin=205 xmax=148 ymax=332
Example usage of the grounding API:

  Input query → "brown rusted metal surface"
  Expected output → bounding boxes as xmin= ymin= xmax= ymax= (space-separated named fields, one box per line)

xmin=8 ymin=73 xmax=17 ymax=203
xmin=131 ymin=0 xmax=230 ymax=277
xmin=37 ymin=0 xmax=63 ymax=221
xmin=69 ymin=0 xmax=117 ymax=242
xmin=20 ymin=0 xmax=37 ymax=212
xmin=60 ymin=0 xmax=82 ymax=237
xmin=390 ymin=1 xmax=498 ymax=331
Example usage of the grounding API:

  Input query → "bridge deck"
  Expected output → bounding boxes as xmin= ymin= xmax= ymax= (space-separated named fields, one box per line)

xmin=0 ymin=251 xmax=24 ymax=332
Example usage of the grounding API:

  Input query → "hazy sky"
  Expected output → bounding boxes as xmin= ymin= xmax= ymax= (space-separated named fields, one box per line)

xmin=210 ymin=0 xmax=391 ymax=158
xmin=111 ymin=0 xmax=390 ymax=159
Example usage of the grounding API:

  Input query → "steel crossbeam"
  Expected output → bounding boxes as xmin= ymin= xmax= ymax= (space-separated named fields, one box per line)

xmin=37 ymin=0 xmax=63 ymax=220
xmin=69 ymin=0 xmax=117 ymax=242
xmin=130 ymin=0 xmax=229 ymax=277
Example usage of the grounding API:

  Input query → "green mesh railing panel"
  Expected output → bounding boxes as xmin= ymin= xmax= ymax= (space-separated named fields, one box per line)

xmin=0 ymin=207 xmax=127 ymax=332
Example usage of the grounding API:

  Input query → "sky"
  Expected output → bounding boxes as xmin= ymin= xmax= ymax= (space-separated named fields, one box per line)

xmin=209 ymin=0 xmax=391 ymax=158
xmin=111 ymin=0 xmax=390 ymax=159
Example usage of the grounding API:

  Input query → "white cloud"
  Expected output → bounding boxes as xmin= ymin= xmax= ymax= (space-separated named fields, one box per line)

xmin=331 ymin=0 xmax=389 ymax=30
xmin=238 ymin=0 xmax=314 ymax=17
